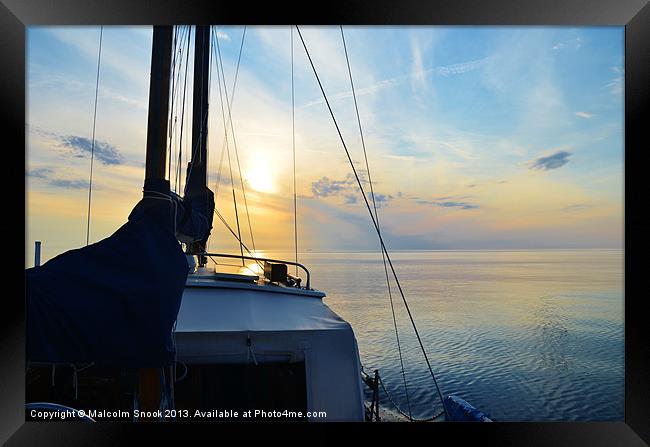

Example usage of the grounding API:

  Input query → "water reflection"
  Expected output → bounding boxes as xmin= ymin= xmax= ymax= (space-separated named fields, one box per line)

xmin=275 ymin=249 xmax=623 ymax=421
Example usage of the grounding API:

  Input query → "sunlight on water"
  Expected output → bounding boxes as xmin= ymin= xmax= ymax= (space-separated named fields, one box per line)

xmin=263 ymin=249 xmax=624 ymax=421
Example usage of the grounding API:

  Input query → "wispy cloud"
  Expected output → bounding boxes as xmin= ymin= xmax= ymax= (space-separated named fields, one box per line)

xmin=575 ymin=111 xmax=594 ymax=119
xmin=552 ymin=36 xmax=582 ymax=51
xmin=29 ymin=126 xmax=126 ymax=167
xmin=382 ymin=154 xmax=418 ymax=162
xmin=59 ymin=135 xmax=125 ymax=166
xmin=410 ymin=33 xmax=427 ymax=92
xmin=216 ymin=30 xmax=231 ymax=42
xmin=415 ymin=199 xmax=479 ymax=210
xmin=528 ymin=150 xmax=572 ymax=171
xmin=312 ymin=174 xmax=360 ymax=197
xmin=301 ymin=77 xmax=399 ymax=107
xmin=28 ymin=167 xmax=90 ymax=190
xmin=560 ymin=203 xmax=593 ymax=212
xmin=301 ymin=56 xmax=489 ymax=108
xmin=311 ymin=174 xmax=393 ymax=207
xmin=607 ymin=76 xmax=623 ymax=95
xmin=435 ymin=57 xmax=489 ymax=76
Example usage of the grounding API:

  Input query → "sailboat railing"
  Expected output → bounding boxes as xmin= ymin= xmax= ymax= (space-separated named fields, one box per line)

xmin=201 ymin=252 xmax=311 ymax=289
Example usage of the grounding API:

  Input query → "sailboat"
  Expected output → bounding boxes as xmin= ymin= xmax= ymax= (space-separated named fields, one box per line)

xmin=25 ymin=25 xmax=491 ymax=423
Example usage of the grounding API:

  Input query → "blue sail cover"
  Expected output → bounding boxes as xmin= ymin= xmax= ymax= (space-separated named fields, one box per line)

xmin=173 ymin=187 xmax=214 ymax=246
xmin=178 ymin=159 xmax=215 ymax=249
xmin=26 ymin=179 xmax=189 ymax=367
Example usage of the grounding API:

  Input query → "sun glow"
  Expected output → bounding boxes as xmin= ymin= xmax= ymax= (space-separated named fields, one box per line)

xmin=246 ymin=151 xmax=276 ymax=193
xmin=239 ymin=262 xmax=264 ymax=276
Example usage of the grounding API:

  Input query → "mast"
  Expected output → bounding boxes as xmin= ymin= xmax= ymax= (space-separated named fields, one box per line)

xmin=190 ymin=25 xmax=210 ymax=180
xmin=139 ymin=25 xmax=174 ymax=420
xmin=144 ymin=26 xmax=173 ymax=181
xmin=186 ymin=25 xmax=211 ymax=265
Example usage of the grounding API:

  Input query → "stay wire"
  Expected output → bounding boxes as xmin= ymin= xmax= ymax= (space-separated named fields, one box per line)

xmin=169 ymin=25 xmax=189 ymax=187
xmin=85 ymin=26 xmax=103 ymax=246
xmin=175 ymin=27 xmax=191 ymax=193
xmin=211 ymin=27 xmax=245 ymax=204
xmin=340 ymin=25 xmax=412 ymax=421
xmin=213 ymin=27 xmax=246 ymax=237
xmin=167 ymin=26 xmax=178 ymax=183
xmin=212 ymin=28 xmax=244 ymax=263
xmin=291 ymin=26 xmax=298 ymax=275
xmin=296 ymin=25 xmax=447 ymax=418
xmin=213 ymin=27 xmax=256 ymax=255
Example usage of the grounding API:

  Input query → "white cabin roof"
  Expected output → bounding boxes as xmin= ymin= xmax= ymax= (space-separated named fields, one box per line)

xmin=176 ymin=274 xmax=346 ymax=333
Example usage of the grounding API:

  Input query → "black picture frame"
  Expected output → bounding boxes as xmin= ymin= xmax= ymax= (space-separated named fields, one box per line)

xmin=2 ymin=0 xmax=648 ymax=445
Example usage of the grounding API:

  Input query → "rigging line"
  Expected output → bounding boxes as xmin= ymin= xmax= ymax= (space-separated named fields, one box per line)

xmin=211 ymin=27 xmax=245 ymax=201
xmin=213 ymin=115 xmax=227 ymax=199
xmin=212 ymin=28 xmax=244 ymax=264
xmin=213 ymin=26 xmax=256 ymax=253
xmin=340 ymin=25 xmax=412 ymax=421
xmin=210 ymin=28 xmax=230 ymax=223
xmin=211 ymin=27 xmax=251 ymax=254
xmin=85 ymin=25 xmax=103 ymax=246
xmin=205 ymin=26 xmax=215 ymax=253
xmin=213 ymin=122 xmax=228 ymax=201
xmin=182 ymin=28 xmax=219 ymax=197
xmin=291 ymin=26 xmax=298 ymax=276
xmin=174 ymin=25 xmax=191 ymax=190
xmin=296 ymin=25 xmax=447 ymax=418
xmin=168 ymin=26 xmax=179 ymax=183
xmin=211 ymin=27 xmax=245 ymax=198
xmin=176 ymin=26 xmax=191 ymax=193
xmin=212 ymin=207 xmax=263 ymax=269
xmin=182 ymin=83 xmax=212 ymax=194
xmin=169 ymin=25 xmax=189 ymax=185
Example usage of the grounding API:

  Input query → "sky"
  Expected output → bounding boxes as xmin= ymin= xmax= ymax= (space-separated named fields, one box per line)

xmin=26 ymin=26 xmax=624 ymax=265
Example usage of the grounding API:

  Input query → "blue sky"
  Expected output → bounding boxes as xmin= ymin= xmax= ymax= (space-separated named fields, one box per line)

xmin=26 ymin=26 xmax=624 ymax=263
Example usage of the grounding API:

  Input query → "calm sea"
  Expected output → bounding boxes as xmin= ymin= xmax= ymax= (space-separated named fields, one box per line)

xmin=272 ymin=249 xmax=624 ymax=421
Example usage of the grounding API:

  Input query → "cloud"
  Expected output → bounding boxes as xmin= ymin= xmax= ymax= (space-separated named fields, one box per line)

xmin=216 ymin=30 xmax=231 ymax=42
xmin=575 ymin=112 xmax=594 ymax=119
xmin=382 ymin=154 xmax=418 ymax=162
xmin=300 ymin=77 xmax=399 ymax=108
xmin=344 ymin=194 xmax=358 ymax=205
xmin=27 ymin=167 xmax=90 ymax=190
xmin=59 ymin=135 xmax=125 ymax=166
xmin=311 ymin=174 xmax=392 ymax=207
xmin=607 ymin=76 xmax=623 ymax=95
xmin=370 ymin=193 xmax=392 ymax=205
xmin=416 ymin=199 xmax=478 ymax=210
xmin=560 ymin=203 xmax=593 ymax=212
xmin=48 ymin=178 xmax=90 ymax=189
xmin=311 ymin=174 xmax=359 ymax=197
xmin=28 ymin=167 xmax=55 ymax=179
xmin=29 ymin=126 xmax=131 ymax=167
xmin=435 ymin=57 xmax=489 ymax=77
xmin=410 ymin=34 xmax=427 ymax=91
xmin=528 ymin=150 xmax=572 ymax=171
xmin=552 ymin=36 xmax=582 ymax=51
xmin=300 ymin=54 xmax=490 ymax=108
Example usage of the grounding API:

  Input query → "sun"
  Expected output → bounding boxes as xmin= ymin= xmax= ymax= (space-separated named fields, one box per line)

xmin=246 ymin=152 xmax=276 ymax=193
